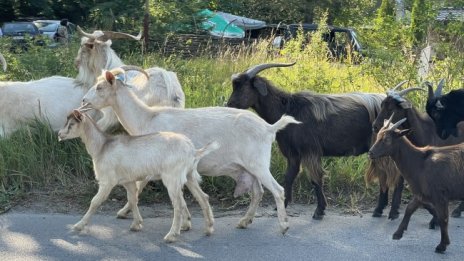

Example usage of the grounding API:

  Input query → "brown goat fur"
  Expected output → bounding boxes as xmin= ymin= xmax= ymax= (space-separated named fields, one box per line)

xmin=372 ymin=90 xmax=464 ymax=219
xmin=368 ymin=118 xmax=464 ymax=253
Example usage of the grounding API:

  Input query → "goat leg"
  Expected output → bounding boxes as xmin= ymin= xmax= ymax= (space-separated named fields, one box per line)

xmin=422 ymin=202 xmax=437 ymax=229
xmin=373 ymin=186 xmax=388 ymax=217
xmin=388 ymin=176 xmax=404 ymax=220
xmin=434 ymin=202 xmax=450 ymax=253
xmin=283 ymin=158 xmax=301 ymax=207
xmin=393 ymin=197 xmax=421 ymax=240
xmin=451 ymin=201 xmax=464 ymax=218
xmin=311 ymin=180 xmax=327 ymax=220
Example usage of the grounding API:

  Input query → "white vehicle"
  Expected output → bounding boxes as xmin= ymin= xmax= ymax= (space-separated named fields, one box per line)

xmin=33 ymin=20 xmax=76 ymax=41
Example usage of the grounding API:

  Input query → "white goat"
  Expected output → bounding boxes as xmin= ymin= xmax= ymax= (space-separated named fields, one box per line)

xmin=82 ymin=67 xmax=301 ymax=234
xmin=74 ymin=26 xmax=185 ymax=131
xmin=58 ymin=109 xmax=218 ymax=242
xmin=0 ymin=76 xmax=86 ymax=137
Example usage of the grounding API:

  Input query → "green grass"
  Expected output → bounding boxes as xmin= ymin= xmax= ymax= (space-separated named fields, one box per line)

xmin=0 ymin=32 xmax=462 ymax=212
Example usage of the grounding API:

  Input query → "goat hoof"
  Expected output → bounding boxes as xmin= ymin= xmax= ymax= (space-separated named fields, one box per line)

xmin=116 ymin=209 xmax=130 ymax=219
xmin=72 ymin=222 xmax=85 ymax=231
xmin=388 ymin=212 xmax=399 ymax=220
xmin=392 ymin=232 xmax=403 ymax=240
xmin=164 ymin=233 xmax=179 ymax=243
xmin=429 ymin=222 xmax=436 ymax=230
xmin=435 ymin=244 xmax=447 ymax=253
xmin=181 ymin=221 xmax=192 ymax=231
xmin=280 ymin=223 xmax=290 ymax=235
xmin=312 ymin=210 xmax=325 ymax=220
xmin=205 ymin=226 xmax=214 ymax=236
xmin=451 ymin=209 xmax=461 ymax=218
xmin=130 ymin=223 xmax=143 ymax=231
xmin=237 ymin=218 xmax=252 ymax=229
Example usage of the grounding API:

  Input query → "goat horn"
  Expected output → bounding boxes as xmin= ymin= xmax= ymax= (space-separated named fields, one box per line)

xmin=391 ymin=80 xmax=408 ymax=91
xmin=0 ymin=53 xmax=6 ymax=72
xmin=245 ymin=62 xmax=296 ymax=78
xmin=425 ymin=81 xmax=434 ymax=99
xmin=397 ymin=87 xmax=425 ymax=97
xmin=383 ymin=112 xmax=395 ymax=128
xmin=389 ymin=118 xmax=407 ymax=131
xmin=435 ymin=78 xmax=445 ymax=97
xmin=99 ymin=30 xmax=143 ymax=42
xmin=120 ymin=65 xmax=149 ymax=80
xmin=76 ymin=25 xmax=100 ymax=40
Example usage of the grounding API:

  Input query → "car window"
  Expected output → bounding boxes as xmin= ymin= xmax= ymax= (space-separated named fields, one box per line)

xmin=3 ymin=23 xmax=37 ymax=34
xmin=35 ymin=22 xmax=58 ymax=32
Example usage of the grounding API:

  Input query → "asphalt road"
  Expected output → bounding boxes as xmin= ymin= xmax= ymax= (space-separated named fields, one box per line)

xmin=0 ymin=207 xmax=463 ymax=261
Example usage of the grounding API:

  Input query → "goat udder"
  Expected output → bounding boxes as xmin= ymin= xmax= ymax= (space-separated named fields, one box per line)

xmin=233 ymin=174 xmax=254 ymax=197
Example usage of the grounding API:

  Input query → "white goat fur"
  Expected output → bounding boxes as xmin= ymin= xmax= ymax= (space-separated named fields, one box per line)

xmin=0 ymin=36 xmax=183 ymax=137
xmin=58 ymin=111 xmax=217 ymax=242
xmin=75 ymin=36 xmax=185 ymax=130
xmin=82 ymin=69 xmax=301 ymax=234
xmin=0 ymin=76 xmax=86 ymax=137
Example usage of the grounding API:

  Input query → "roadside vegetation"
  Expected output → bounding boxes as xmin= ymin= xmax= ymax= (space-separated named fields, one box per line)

xmin=0 ymin=1 xmax=463 ymax=213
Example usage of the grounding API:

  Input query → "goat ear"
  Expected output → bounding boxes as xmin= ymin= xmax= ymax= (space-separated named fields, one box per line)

xmin=72 ymin=110 xmax=83 ymax=122
xmin=105 ymin=71 xmax=115 ymax=85
xmin=253 ymin=78 xmax=268 ymax=96
xmin=104 ymin=40 xmax=112 ymax=47
xmin=399 ymin=101 xmax=412 ymax=109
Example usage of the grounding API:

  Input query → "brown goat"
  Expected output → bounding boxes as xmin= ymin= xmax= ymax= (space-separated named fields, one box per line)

xmin=368 ymin=116 xmax=464 ymax=253
xmin=371 ymin=84 xmax=464 ymax=220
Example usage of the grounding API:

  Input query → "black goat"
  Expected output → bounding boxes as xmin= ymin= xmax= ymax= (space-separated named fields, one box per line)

xmin=426 ymin=79 xmax=464 ymax=139
xmin=369 ymin=116 xmax=464 ymax=253
xmin=227 ymin=63 xmax=386 ymax=219
xmin=371 ymin=83 xmax=464 ymax=223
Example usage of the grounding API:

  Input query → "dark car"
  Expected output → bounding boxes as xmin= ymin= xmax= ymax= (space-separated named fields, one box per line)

xmin=250 ymin=23 xmax=362 ymax=58
xmin=1 ymin=22 xmax=44 ymax=50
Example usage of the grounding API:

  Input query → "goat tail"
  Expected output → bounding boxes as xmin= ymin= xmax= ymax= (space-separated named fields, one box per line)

xmin=268 ymin=115 xmax=301 ymax=134
xmin=190 ymin=141 xmax=220 ymax=183
xmin=195 ymin=141 xmax=220 ymax=161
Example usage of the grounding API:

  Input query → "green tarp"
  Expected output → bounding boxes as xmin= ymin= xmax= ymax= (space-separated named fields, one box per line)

xmin=199 ymin=9 xmax=245 ymax=38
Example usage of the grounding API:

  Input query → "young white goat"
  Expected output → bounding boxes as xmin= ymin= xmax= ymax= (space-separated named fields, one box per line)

xmin=58 ymin=109 xmax=218 ymax=242
xmin=82 ymin=67 xmax=301 ymax=234
xmin=74 ymin=26 xmax=185 ymax=130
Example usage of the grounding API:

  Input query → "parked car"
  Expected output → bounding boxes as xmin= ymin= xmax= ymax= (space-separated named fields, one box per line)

xmin=254 ymin=23 xmax=363 ymax=58
xmin=1 ymin=22 xmax=45 ymax=50
xmin=33 ymin=20 xmax=76 ymax=42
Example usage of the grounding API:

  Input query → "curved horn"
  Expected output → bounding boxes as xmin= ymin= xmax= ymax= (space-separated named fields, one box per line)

xmin=397 ymin=87 xmax=425 ymax=97
xmin=76 ymin=25 xmax=99 ymax=39
xmin=99 ymin=30 xmax=143 ymax=41
xmin=390 ymin=118 xmax=407 ymax=131
xmin=391 ymin=80 xmax=408 ymax=91
xmin=435 ymin=78 xmax=445 ymax=97
xmin=245 ymin=62 xmax=296 ymax=78
xmin=120 ymin=65 xmax=149 ymax=80
xmin=425 ymin=81 xmax=434 ymax=99
xmin=0 ymin=53 xmax=6 ymax=72
xmin=383 ymin=112 xmax=395 ymax=128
